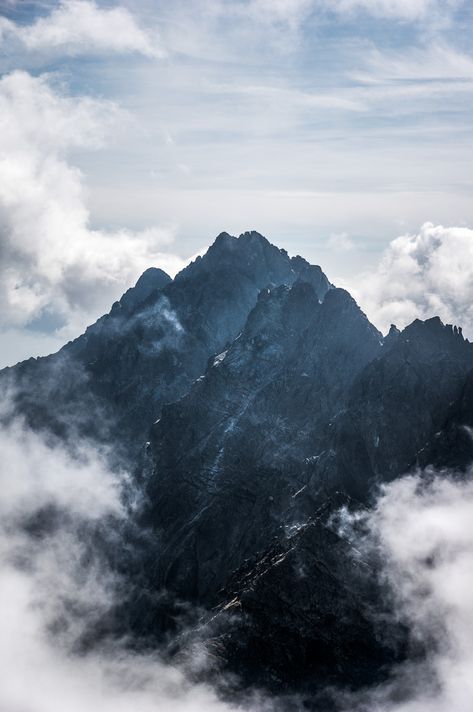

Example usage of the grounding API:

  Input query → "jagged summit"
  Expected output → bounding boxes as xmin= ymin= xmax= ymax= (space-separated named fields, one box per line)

xmin=212 ymin=230 xmax=236 ymax=248
xmin=405 ymin=315 xmax=465 ymax=339
xmin=2 ymin=229 xmax=332 ymax=450
xmin=396 ymin=316 xmax=470 ymax=359
xmin=176 ymin=230 xmax=332 ymax=304
xmin=112 ymin=267 xmax=172 ymax=315
xmin=239 ymin=229 xmax=270 ymax=242
xmin=211 ymin=229 xmax=268 ymax=246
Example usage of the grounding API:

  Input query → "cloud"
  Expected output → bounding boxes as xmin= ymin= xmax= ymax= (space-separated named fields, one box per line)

xmin=348 ymin=223 xmax=473 ymax=336
xmin=0 ymin=0 xmax=164 ymax=58
xmin=244 ymin=0 xmax=314 ymax=31
xmin=0 ymin=417 xmax=122 ymax=519
xmin=337 ymin=473 xmax=473 ymax=712
xmin=164 ymin=0 xmax=443 ymax=62
xmin=356 ymin=43 xmax=473 ymax=85
xmin=4 ymin=371 xmax=473 ymax=712
xmin=328 ymin=231 xmax=355 ymax=251
xmin=0 ymin=70 xmax=187 ymax=361
xmin=214 ymin=82 xmax=365 ymax=112
xmin=0 ymin=409 xmax=266 ymax=712
xmin=228 ymin=0 xmax=449 ymax=29
xmin=245 ymin=0 xmax=455 ymax=26
xmin=325 ymin=0 xmax=442 ymax=21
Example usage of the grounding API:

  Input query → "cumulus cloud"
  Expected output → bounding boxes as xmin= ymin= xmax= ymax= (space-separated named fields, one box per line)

xmin=337 ymin=473 xmax=473 ymax=712
xmin=348 ymin=223 xmax=473 ymax=337
xmin=0 ymin=70 xmax=187 ymax=358
xmin=0 ymin=0 xmax=164 ymax=58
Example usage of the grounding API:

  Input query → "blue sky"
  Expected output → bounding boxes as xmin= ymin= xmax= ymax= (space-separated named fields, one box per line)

xmin=1 ymin=0 xmax=473 ymax=365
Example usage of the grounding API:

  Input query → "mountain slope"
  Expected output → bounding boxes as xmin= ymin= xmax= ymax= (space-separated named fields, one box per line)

xmin=1 ymin=231 xmax=331 ymax=455
xmin=144 ymin=281 xmax=382 ymax=600
xmin=136 ymin=280 xmax=473 ymax=694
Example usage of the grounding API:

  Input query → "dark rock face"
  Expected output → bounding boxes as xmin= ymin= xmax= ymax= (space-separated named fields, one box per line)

xmin=2 ymin=230 xmax=473 ymax=701
xmin=1 ymin=231 xmax=331 ymax=455
xmin=143 ymin=299 xmax=473 ymax=603
xmin=314 ymin=316 xmax=473 ymax=500
xmin=112 ymin=267 xmax=172 ymax=315
xmin=139 ymin=280 xmax=473 ymax=694
xmin=145 ymin=282 xmax=383 ymax=600
xmin=214 ymin=499 xmax=402 ymax=700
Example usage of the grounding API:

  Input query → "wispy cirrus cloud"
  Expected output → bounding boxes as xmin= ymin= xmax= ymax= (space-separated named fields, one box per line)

xmin=357 ymin=43 xmax=473 ymax=84
xmin=325 ymin=0 xmax=449 ymax=21
xmin=244 ymin=0 xmax=458 ymax=29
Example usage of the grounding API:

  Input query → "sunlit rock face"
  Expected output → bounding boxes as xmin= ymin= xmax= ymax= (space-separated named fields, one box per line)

xmin=2 ymin=230 xmax=473 ymax=700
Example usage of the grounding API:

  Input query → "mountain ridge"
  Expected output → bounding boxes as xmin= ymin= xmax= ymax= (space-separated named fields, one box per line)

xmin=0 ymin=231 xmax=331 ymax=454
xmin=2 ymin=229 xmax=473 ymax=704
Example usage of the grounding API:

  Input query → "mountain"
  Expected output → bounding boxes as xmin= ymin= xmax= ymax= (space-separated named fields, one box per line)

xmin=143 ymin=283 xmax=383 ymax=600
xmin=2 ymin=230 xmax=473 ymax=703
xmin=137 ymin=275 xmax=473 ymax=696
xmin=1 ymin=231 xmax=331 ymax=456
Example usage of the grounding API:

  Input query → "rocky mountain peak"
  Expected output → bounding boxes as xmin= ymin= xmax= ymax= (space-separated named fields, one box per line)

xmin=176 ymin=230 xmax=332 ymax=305
xmin=111 ymin=267 xmax=172 ymax=315
xmin=3 ymin=229 xmax=473 ymax=703
xmin=398 ymin=316 xmax=470 ymax=359
xmin=238 ymin=229 xmax=270 ymax=245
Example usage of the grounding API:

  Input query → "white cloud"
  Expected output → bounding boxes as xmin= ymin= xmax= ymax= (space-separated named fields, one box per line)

xmin=0 ymin=413 xmax=260 ymax=712
xmin=247 ymin=0 xmax=456 ymax=25
xmin=164 ymin=0 xmax=442 ymax=61
xmin=328 ymin=231 xmax=355 ymax=251
xmin=339 ymin=473 xmax=473 ymax=712
xmin=0 ymin=70 xmax=187 ymax=353
xmin=229 ymin=0 xmax=448 ymax=28
xmin=0 ymin=417 xmax=122 ymax=519
xmin=360 ymin=43 xmax=473 ymax=83
xmin=245 ymin=0 xmax=314 ymax=30
xmin=0 ymin=0 xmax=164 ymax=58
xmin=348 ymin=223 xmax=473 ymax=336
xmin=214 ymin=82 xmax=365 ymax=112
xmin=327 ymin=0 xmax=439 ymax=21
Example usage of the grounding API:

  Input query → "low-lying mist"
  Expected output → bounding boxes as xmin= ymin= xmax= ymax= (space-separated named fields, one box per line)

xmin=0 ymin=414 xmax=266 ymax=712
xmin=338 ymin=473 xmax=473 ymax=712
xmin=2 ymin=409 xmax=473 ymax=712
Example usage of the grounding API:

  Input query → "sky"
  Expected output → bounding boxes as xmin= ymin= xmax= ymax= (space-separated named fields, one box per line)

xmin=1 ymin=0 xmax=473 ymax=366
